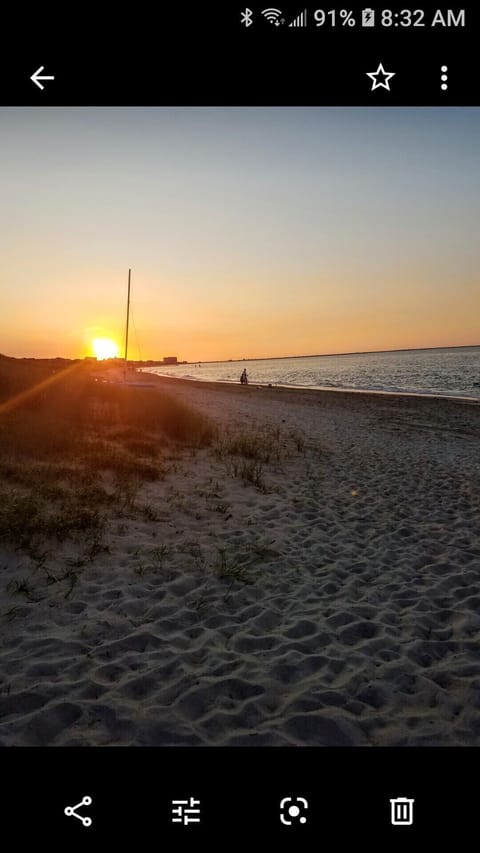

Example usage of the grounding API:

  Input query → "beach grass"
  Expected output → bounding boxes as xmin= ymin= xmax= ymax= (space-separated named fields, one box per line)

xmin=213 ymin=421 xmax=307 ymax=492
xmin=0 ymin=356 xmax=215 ymax=554
xmin=213 ymin=546 xmax=252 ymax=583
xmin=215 ymin=429 xmax=281 ymax=464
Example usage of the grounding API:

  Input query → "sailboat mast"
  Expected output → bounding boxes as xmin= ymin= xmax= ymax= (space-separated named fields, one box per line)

xmin=124 ymin=268 xmax=131 ymax=363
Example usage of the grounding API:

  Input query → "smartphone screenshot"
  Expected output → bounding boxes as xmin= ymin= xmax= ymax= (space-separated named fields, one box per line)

xmin=1 ymin=4 xmax=479 ymax=843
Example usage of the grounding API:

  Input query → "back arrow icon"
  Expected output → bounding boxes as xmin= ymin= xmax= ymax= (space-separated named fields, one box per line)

xmin=30 ymin=66 xmax=55 ymax=90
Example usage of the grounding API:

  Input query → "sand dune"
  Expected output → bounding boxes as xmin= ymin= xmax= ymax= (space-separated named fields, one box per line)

xmin=1 ymin=379 xmax=480 ymax=746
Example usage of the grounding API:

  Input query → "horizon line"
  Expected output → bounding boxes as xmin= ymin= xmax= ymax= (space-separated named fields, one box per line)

xmin=186 ymin=343 xmax=480 ymax=365
xmin=2 ymin=343 xmax=479 ymax=363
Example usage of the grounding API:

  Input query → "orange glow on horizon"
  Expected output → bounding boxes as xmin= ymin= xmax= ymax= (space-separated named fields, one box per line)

xmin=92 ymin=338 xmax=120 ymax=360
xmin=1 ymin=270 xmax=479 ymax=363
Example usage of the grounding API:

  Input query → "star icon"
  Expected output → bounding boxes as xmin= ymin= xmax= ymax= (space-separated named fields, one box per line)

xmin=366 ymin=62 xmax=396 ymax=91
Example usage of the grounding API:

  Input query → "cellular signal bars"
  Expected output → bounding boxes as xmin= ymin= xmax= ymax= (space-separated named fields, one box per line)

xmin=289 ymin=9 xmax=308 ymax=27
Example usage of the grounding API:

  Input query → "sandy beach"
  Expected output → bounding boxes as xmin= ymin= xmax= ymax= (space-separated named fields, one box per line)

xmin=1 ymin=373 xmax=480 ymax=747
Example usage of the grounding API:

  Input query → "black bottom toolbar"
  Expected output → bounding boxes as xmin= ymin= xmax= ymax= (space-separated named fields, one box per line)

xmin=3 ymin=747 xmax=474 ymax=843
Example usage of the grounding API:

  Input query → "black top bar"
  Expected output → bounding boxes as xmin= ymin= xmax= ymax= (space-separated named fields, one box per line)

xmin=2 ymin=4 xmax=478 ymax=106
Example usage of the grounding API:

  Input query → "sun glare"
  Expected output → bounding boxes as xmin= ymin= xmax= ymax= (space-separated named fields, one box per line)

xmin=92 ymin=338 xmax=120 ymax=360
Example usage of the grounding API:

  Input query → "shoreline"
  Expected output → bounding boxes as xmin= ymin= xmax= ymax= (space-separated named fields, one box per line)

xmin=140 ymin=369 xmax=480 ymax=406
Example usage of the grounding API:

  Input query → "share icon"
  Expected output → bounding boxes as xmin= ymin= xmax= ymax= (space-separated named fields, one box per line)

xmin=64 ymin=795 xmax=93 ymax=828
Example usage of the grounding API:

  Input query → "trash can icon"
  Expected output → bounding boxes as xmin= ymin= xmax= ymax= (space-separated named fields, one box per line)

xmin=390 ymin=797 xmax=414 ymax=826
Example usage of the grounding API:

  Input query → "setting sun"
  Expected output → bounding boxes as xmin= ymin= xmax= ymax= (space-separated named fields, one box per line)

xmin=92 ymin=338 xmax=120 ymax=360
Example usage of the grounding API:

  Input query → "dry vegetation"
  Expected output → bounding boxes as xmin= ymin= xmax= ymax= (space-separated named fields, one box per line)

xmin=214 ymin=423 xmax=307 ymax=492
xmin=0 ymin=355 xmax=214 ymax=557
xmin=0 ymin=355 xmax=311 ymax=584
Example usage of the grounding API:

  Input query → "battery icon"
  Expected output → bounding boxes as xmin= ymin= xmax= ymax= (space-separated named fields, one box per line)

xmin=362 ymin=8 xmax=375 ymax=26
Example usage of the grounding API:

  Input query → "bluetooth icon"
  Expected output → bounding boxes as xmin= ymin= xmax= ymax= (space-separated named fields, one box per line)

xmin=241 ymin=7 xmax=253 ymax=27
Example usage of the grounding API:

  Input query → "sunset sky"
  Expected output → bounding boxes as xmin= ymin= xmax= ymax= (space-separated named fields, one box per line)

xmin=1 ymin=107 xmax=479 ymax=361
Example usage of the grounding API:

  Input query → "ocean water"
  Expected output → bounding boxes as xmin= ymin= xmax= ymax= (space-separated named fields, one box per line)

xmin=144 ymin=346 xmax=480 ymax=400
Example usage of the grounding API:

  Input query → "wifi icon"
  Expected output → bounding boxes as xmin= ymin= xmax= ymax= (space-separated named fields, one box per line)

xmin=261 ymin=8 xmax=284 ymax=25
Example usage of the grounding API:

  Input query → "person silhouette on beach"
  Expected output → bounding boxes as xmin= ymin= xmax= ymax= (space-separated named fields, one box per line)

xmin=240 ymin=368 xmax=248 ymax=385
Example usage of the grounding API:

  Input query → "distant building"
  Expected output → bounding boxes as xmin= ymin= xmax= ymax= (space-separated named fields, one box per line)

xmin=163 ymin=356 xmax=178 ymax=364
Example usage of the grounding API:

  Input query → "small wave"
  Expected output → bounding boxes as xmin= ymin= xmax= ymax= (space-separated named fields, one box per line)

xmin=319 ymin=379 xmax=341 ymax=388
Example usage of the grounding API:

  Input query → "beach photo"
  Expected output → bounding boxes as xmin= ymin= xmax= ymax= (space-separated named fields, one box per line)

xmin=0 ymin=107 xmax=479 ymax=746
